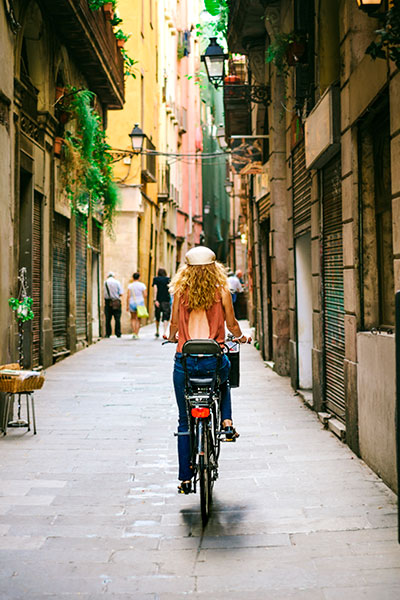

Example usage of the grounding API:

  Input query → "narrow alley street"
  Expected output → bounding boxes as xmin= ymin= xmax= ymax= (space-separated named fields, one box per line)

xmin=0 ymin=325 xmax=399 ymax=599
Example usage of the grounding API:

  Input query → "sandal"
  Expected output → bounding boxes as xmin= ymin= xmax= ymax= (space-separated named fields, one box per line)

xmin=224 ymin=426 xmax=240 ymax=441
xmin=177 ymin=481 xmax=192 ymax=494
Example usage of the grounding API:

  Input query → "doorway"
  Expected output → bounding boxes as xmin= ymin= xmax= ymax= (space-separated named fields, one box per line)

xmin=295 ymin=232 xmax=313 ymax=389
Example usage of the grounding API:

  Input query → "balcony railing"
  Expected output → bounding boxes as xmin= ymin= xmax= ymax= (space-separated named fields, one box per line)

xmin=142 ymin=138 xmax=157 ymax=183
xmin=158 ymin=164 xmax=171 ymax=200
xmin=40 ymin=0 xmax=125 ymax=109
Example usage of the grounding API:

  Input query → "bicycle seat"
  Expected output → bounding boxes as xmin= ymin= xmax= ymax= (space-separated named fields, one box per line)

xmin=188 ymin=376 xmax=215 ymax=387
xmin=182 ymin=339 xmax=222 ymax=356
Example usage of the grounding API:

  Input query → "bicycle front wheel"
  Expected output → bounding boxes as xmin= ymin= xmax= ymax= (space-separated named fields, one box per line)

xmin=199 ymin=428 xmax=212 ymax=526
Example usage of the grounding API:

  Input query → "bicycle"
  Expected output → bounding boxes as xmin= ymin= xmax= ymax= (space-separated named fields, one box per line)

xmin=175 ymin=338 xmax=239 ymax=526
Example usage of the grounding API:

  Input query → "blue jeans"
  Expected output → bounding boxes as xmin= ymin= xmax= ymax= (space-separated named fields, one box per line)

xmin=173 ymin=353 xmax=231 ymax=481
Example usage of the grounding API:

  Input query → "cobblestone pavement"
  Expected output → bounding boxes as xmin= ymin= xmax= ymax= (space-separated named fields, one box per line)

xmin=0 ymin=323 xmax=399 ymax=599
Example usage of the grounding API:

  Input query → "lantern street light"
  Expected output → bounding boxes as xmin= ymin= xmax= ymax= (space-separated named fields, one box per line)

xmin=225 ymin=179 xmax=233 ymax=194
xmin=201 ymin=37 xmax=228 ymax=89
xmin=356 ymin=0 xmax=383 ymax=13
xmin=129 ymin=123 xmax=146 ymax=153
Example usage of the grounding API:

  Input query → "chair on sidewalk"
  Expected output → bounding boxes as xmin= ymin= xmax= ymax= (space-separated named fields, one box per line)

xmin=0 ymin=364 xmax=44 ymax=436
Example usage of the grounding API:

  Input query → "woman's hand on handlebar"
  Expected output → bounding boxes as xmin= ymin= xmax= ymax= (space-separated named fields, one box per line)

xmin=232 ymin=335 xmax=252 ymax=344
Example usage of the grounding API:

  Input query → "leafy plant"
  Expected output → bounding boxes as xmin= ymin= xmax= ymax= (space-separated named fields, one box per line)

xmin=88 ymin=0 xmax=116 ymax=10
xmin=60 ymin=87 xmax=120 ymax=234
xmin=8 ymin=297 xmax=34 ymax=322
xmin=366 ymin=0 xmax=400 ymax=70
xmin=115 ymin=28 xmax=130 ymax=42
xmin=120 ymin=47 xmax=138 ymax=78
xmin=265 ymin=32 xmax=296 ymax=78
xmin=203 ymin=0 xmax=229 ymax=40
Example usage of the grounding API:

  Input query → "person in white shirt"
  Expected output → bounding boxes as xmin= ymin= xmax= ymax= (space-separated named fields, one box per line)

xmin=104 ymin=272 xmax=124 ymax=338
xmin=126 ymin=272 xmax=147 ymax=339
xmin=227 ymin=270 xmax=243 ymax=304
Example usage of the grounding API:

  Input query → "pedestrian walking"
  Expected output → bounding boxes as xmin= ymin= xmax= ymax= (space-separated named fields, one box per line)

xmin=127 ymin=272 xmax=147 ymax=339
xmin=167 ymin=246 xmax=251 ymax=494
xmin=152 ymin=268 xmax=171 ymax=339
xmin=104 ymin=272 xmax=123 ymax=338
xmin=227 ymin=269 xmax=243 ymax=317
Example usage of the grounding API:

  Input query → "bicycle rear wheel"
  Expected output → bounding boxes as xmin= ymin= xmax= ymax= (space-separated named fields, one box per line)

xmin=199 ymin=428 xmax=212 ymax=526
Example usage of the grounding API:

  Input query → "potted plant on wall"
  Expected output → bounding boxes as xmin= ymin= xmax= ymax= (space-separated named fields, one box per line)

xmin=115 ymin=29 xmax=130 ymax=49
xmin=103 ymin=1 xmax=115 ymax=21
xmin=88 ymin=0 xmax=116 ymax=21
xmin=54 ymin=136 xmax=63 ymax=157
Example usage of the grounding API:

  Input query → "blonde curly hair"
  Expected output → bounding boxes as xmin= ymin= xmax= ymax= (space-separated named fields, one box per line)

xmin=169 ymin=261 xmax=229 ymax=310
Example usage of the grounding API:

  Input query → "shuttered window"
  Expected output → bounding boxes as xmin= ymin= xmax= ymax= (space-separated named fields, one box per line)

xmin=292 ymin=142 xmax=311 ymax=236
xmin=52 ymin=214 xmax=69 ymax=351
xmin=323 ymin=156 xmax=345 ymax=422
xmin=32 ymin=195 xmax=42 ymax=367
xmin=75 ymin=217 xmax=87 ymax=339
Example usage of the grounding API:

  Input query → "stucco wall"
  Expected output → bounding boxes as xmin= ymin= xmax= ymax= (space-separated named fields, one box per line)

xmin=357 ymin=332 xmax=397 ymax=493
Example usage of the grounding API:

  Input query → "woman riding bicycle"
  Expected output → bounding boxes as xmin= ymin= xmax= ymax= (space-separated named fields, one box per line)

xmin=167 ymin=246 xmax=250 ymax=494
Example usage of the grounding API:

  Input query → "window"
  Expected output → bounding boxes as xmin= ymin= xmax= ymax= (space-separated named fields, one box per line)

xmin=359 ymin=98 xmax=394 ymax=328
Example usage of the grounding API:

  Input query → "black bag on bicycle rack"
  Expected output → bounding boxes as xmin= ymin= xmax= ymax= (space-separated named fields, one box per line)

xmin=226 ymin=341 xmax=240 ymax=388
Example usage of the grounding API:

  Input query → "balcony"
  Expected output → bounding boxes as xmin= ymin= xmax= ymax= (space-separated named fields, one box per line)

xmin=40 ymin=0 xmax=124 ymax=109
xmin=142 ymin=138 xmax=157 ymax=183
xmin=178 ymin=107 xmax=188 ymax=134
xmin=158 ymin=164 xmax=171 ymax=201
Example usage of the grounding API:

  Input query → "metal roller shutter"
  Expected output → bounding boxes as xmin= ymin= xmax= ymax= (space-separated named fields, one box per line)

xmin=75 ymin=217 xmax=87 ymax=339
xmin=292 ymin=142 xmax=312 ymax=235
xmin=323 ymin=156 xmax=345 ymax=422
xmin=32 ymin=195 xmax=41 ymax=367
xmin=52 ymin=214 xmax=69 ymax=351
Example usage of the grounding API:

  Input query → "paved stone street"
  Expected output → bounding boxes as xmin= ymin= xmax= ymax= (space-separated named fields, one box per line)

xmin=0 ymin=323 xmax=399 ymax=599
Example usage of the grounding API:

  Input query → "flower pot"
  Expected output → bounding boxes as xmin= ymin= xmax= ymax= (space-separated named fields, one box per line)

xmin=286 ymin=41 xmax=307 ymax=66
xmin=55 ymin=86 xmax=67 ymax=101
xmin=103 ymin=3 xmax=114 ymax=21
xmin=58 ymin=110 xmax=70 ymax=125
xmin=117 ymin=39 xmax=125 ymax=48
xmin=224 ymin=75 xmax=241 ymax=85
xmin=54 ymin=137 xmax=63 ymax=157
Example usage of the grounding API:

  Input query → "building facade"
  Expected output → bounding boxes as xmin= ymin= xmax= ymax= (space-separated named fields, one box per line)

xmin=227 ymin=0 xmax=399 ymax=492
xmin=0 ymin=0 xmax=124 ymax=369
xmin=105 ymin=0 xmax=203 ymax=334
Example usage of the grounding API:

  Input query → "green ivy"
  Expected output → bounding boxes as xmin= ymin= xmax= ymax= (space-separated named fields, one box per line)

xmin=366 ymin=0 xmax=400 ymax=70
xmin=60 ymin=88 xmax=120 ymax=234
xmin=265 ymin=32 xmax=296 ymax=78
xmin=8 ymin=297 xmax=34 ymax=322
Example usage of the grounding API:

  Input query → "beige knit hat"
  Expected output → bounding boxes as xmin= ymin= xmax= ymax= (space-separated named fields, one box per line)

xmin=185 ymin=246 xmax=216 ymax=266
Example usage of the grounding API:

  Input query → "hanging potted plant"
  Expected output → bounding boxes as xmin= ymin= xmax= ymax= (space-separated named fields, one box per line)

xmin=115 ymin=29 xmax=130 ymax=49
xmin=103 ymin=2 xmax=115 ymax=21
xmin=224 ymin=74 xmax=241 ymax=84
xmin=54 ymin=136 xmax=63 ymax=157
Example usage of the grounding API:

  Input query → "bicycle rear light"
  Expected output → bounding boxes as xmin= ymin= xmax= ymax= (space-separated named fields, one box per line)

xmin=191 ymin=407 xmax=210 ymax=418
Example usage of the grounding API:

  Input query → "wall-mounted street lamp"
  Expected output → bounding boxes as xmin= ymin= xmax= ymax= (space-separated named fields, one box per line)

xmin=225 ymin=179 xmax=233 ymax=194
xmin=129 ymin=123 xmax=146 ymax=153
xmin=356 ymin=0 xmax=384 ymax=13
xmin=201 ymin=37 xmax=228 ymax=89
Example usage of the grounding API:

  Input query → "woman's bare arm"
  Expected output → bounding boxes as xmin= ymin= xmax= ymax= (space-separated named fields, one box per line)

xmin=222 ymin=289 xmax=250 ymax=343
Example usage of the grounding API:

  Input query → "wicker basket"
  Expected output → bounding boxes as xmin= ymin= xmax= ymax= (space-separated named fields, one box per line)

xmin=0 ymin=365 xmax=44 ymax=393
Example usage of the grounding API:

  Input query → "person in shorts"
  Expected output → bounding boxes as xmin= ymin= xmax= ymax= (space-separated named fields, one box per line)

xmin=152 ymin=268 xmax=171 ymax=338
xmin=126 ymin=273 xmax=147 ymax=339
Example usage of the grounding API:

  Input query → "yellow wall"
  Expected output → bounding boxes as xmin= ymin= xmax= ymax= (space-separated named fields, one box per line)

xmin=106 ymin=0 xmax=159 ymax=330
